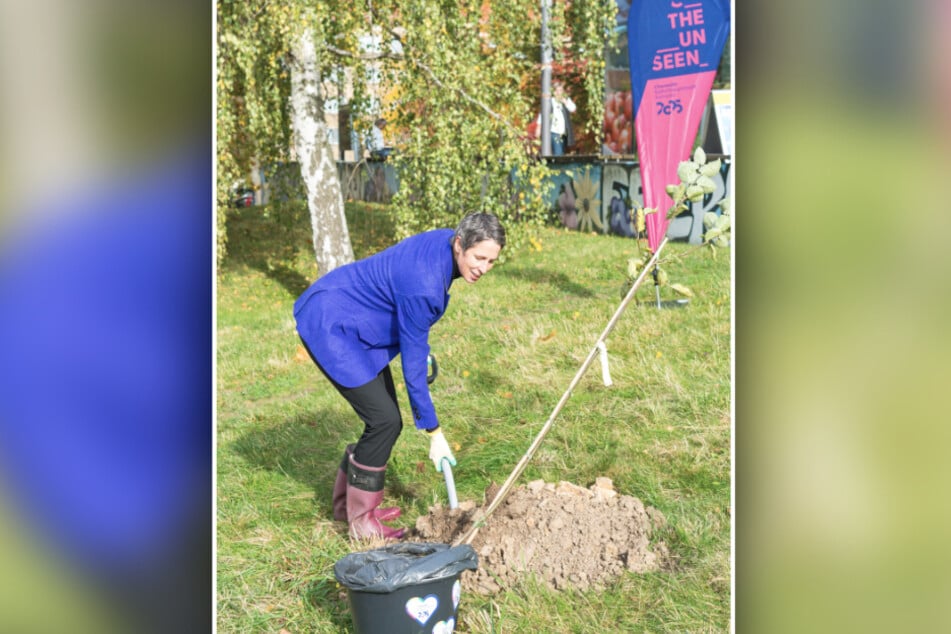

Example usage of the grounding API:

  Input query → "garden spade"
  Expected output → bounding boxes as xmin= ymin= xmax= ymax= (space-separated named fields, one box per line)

xmin=441 ymin=458 xmax=458 ymax=510
xmin=427 ymin=354 xmax=457 ymax=509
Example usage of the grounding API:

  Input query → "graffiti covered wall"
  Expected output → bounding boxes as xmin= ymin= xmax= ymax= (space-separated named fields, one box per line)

xmin=269 ymin=155 xmax=728 ymax=247
xmin=550 ymin=164 xmax=603 ymax=233
xmin=333 ymin=156 xmax=729 ymax=246
xmin=544 ymin=158 xmax=730 ymax=244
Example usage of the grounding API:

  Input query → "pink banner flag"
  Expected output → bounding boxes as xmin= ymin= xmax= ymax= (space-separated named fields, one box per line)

xmin=627 ymin=0 xmax=730 ymax=252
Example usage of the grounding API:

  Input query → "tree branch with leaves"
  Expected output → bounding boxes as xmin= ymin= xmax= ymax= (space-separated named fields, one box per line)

xmin=624 ymin=148 xmax=733 ymax=298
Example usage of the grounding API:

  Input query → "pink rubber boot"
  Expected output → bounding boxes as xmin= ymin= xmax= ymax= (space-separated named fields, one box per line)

xmin=346 ymin=455 xmax=405 ymax=540
xmin=333 ymin=445 xmax=400 ymax=522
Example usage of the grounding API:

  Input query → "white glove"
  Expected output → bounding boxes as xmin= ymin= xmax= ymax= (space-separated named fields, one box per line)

xmin=427 ymin=428 xmax=457 ymax=473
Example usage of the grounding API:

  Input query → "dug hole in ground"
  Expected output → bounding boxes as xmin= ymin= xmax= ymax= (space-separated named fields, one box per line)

xmin=411 ymin=477 xmax=671 ymax=593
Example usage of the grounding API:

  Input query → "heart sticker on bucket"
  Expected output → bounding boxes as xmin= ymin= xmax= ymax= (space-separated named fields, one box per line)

xmin=451 ymin=579 xmax=461 ymax=610
xmin=405 ymin=595 xmax=438 ymax=625
xmin=432 ymin=617 xmax=455 ymax=634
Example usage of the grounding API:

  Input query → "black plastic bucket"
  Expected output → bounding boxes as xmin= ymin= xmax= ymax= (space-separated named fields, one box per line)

xmin=334 ymin=542 xmax=478 ymax=634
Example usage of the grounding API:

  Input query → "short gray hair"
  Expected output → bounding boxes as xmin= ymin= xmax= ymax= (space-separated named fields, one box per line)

xmin=453 ymin=212 xmax=506 ymax=251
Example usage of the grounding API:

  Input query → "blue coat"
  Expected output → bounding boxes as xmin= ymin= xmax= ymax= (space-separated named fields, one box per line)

xmin=294 ymin=229 xmax=456 ymax=430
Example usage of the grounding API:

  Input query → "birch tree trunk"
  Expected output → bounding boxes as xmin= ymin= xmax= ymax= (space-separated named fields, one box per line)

xmin=290 ymin=29 xmax=354 ymax=276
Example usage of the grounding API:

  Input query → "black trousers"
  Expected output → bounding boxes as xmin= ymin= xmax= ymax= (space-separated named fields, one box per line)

xmin=300 ymin=338 xmax=403 ymax=468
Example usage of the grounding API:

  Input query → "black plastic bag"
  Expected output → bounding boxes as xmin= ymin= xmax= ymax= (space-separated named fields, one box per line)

xmin=334 ymin=542 xmax=478 ymax=594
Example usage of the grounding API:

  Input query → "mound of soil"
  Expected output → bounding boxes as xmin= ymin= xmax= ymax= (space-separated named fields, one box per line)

xmin=411 ymin=477 xmax=670 ymax=593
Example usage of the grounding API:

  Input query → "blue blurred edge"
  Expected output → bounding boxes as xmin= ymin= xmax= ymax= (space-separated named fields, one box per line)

xmin=0 ymin=144 xmax=212 ymax=632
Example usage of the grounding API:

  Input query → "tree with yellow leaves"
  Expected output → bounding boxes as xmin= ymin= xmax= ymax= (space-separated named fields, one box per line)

xmin=217 ymin=0 xmax=616 ymax=274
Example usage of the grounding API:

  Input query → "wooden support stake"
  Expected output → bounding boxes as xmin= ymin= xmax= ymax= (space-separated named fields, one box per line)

xmin=453 ymin=238 xmax=669 ymax=546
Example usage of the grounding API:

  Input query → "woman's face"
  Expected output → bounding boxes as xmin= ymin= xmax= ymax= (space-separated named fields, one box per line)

xmin=453 ymin=237 xmax=502 ymax=284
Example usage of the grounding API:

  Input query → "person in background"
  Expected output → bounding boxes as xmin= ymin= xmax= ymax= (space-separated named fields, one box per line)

xmin=294 ymin=213 xmax=506 ymax=539
xmin=368 ymin=117 xmax=392 ymax=160
xmin=535 ymin=81 xmax=576 ymax=156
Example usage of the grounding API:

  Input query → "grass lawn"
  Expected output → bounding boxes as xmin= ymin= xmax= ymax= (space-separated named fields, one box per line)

xmin=217 ymin=200 xmax=732 ymax=632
